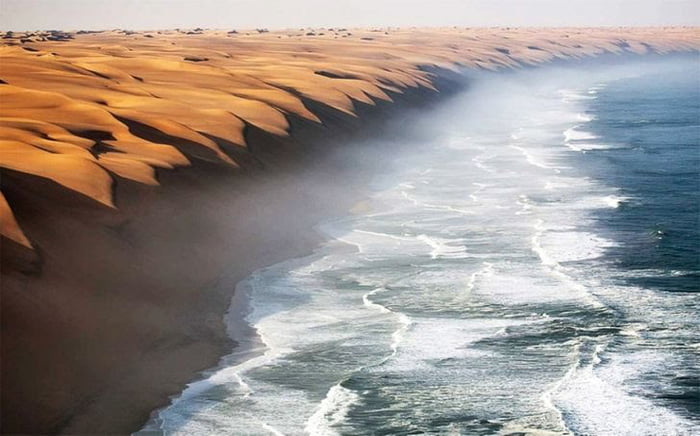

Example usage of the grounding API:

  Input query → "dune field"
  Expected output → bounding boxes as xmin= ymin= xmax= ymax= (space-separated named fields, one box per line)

xmin=1 ymin=27 xmax=698 ymax=434
xmin=2 ymin=27 xmax=699 ymax=247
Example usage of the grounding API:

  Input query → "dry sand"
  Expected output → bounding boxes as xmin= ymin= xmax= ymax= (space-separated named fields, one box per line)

xmin=0 ymin=27 xmax=698 ymax=434
xmin=2 ymin=27 xmax=698 ymax=248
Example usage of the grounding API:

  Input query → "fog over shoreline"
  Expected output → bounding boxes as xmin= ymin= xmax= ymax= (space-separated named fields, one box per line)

xmin=2 ymin=0 xmax=699 ymax=31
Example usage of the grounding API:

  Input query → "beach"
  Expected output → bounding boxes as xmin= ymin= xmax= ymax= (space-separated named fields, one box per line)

xmin=1 ymin=27 xmax=699 ymax=434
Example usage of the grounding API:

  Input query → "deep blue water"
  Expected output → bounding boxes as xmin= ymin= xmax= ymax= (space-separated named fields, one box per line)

xmin=584 ymin=68 xmax=700 ymax=293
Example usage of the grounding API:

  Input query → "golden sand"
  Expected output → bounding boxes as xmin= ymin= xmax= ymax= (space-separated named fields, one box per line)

xmin=1 ymin=27 xmax=699 ymax=247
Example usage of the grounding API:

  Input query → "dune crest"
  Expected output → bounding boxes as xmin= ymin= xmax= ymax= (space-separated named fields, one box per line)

xmin=1 ymin=27 xmax=698 ymax=248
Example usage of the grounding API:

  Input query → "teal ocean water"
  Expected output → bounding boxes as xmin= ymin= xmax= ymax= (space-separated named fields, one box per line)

xmin=144 ymin=57 xmax=699 ymax=435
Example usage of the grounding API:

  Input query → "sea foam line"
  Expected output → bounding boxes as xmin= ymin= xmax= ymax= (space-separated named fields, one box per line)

xmin=540 ymin=339 xmax=584 ymax=435
xmin=416 ymin=234 xmax=468 ymax=259
xmin=541 ymin=338 xmax=610 ymax=435
xmin=509 ymin=144 xmax=555 ymax=170
xmin=364 ymin=287 xmax=412 ymax=358
xmin=305 ymin=384 xmax=361 ymax=436
xmin=551 ymin=342 xmax=697 ymax=435
xmin=401 ymin=190 xmax=473 ymax=216
xmin=531 ymin=219 xmax=606 ymax=309
xmin=472 ymin=155 xmax=497 ymax=174
xmin=305 ymin=287 xmax=412 ymax=435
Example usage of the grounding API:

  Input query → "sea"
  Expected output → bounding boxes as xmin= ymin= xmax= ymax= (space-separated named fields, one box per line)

xmin=142 ymin=55 xmax=699 ymax=435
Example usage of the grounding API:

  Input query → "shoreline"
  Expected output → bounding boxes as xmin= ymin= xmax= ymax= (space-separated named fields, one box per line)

xmin=134 ymin=72 xmax=467 ymax=433
xmin=134 ymin=54 xmax=700 ymax=435
xmin=139 ymin=272 xmax=264 ymax=433
xmin=139 ymin=170 xmax=398 ymax=433
xmin=1 ymin=67 xmax=465 ymax=434
xmin=138 ymin=52 xmax=700 ymax=433
xmin=147 ymin=55 xmax=700 ymax=434
xmin=1 ymin=28 xmax=699 ymax=434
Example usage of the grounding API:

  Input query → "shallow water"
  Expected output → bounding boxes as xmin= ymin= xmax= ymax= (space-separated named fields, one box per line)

xmin=145 ymin=57 xmax=699 ymax=435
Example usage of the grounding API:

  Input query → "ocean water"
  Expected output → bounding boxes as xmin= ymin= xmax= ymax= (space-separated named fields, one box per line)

xmin=144 ymin=57 xmax=699 ymax=435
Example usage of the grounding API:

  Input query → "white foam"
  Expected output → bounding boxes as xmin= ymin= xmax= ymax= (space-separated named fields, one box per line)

xmin=530 ymin=221 xmax=606 ymax=307
xmin=391 ymin=313 xmax=412 ymax=356
xmin=467 ymin=262 xmax=494 ymax=294
xmin=363 ymin=287 xmax=412 ymax=359
xmin=563 ymin=193 xmax=629 ymax=211
xmin=536 ymin=231 xmax=615 ymax=263
xmin=541 ymin=340 xmax=583 ymax=434
xmin=619 ymin=323 xmax=647 ymax=338
xmin=305 ymin=384 xmax=360 ymax=436
xmin=474 ymin=266 xmax=584 ymax=304
xmin=416 ymin=234 xmax=468 ymax=259
xmin=515 ymin=194 xmax=533 ymax=215
xmin=552 ymin=347 xmax=698 ymax=435
xmin=363 ymin=288 xmax=391 ymax=314
xmin=400 ymin=189 xmax=421 ymax=206
xmin=333 ymin=228 xmax=420 ymax=256
xmin=602 ymin=195 xmax=627 ymax=208
xmin=400 ymin=190 xmax=474 ymax=216
xmin=510 ymin=145 xmax=553 ymax=169
xmin=261 ymin=422 xmax=286 ymax=436
xmin=563 ymin=126 xmax=598 ymax=142
xmin=566 ymin=142 xmax=617 ymax=152
xmin=543 ymin=180 xmax=574 ymax=190
xmin=613 ymin=268 xmax=693 ymax=279
xmin=472 ymin=155 xmax=497 ymax=174
xmin=558 ymin=89 xmax=597 ymax=102
xmin=380 ymin=317 xmax=526 ymax=372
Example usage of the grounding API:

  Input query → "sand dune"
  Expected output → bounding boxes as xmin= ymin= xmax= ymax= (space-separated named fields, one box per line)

xmin=1 ymin=27 xmax=698 ymax=248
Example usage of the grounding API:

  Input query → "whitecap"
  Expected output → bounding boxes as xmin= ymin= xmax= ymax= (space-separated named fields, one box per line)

xmin=305 ymin=384 xmax=361 ymax=436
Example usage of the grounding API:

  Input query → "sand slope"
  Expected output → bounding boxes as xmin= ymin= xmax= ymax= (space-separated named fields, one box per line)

xmin=1 ymin=27 xmax=698 ymax=247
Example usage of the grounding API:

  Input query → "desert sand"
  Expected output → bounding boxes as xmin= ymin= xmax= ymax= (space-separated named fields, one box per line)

xmin=1 ymin=27 xmax=698 ymax=434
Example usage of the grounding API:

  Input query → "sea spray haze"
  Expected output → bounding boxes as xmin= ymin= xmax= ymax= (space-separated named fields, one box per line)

xmin=142 ymin=56 xmax=700 ymax=435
